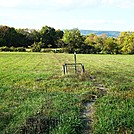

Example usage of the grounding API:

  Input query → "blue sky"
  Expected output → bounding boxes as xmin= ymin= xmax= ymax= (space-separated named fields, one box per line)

xmin=0 ymin=0 xmax=134 ymax=31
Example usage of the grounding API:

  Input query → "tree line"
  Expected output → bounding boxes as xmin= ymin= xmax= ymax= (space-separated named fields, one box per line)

xmin=0 ymin=25 xmax=134 ymax=54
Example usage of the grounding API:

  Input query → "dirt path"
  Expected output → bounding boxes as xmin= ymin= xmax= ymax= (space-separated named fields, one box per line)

xmin=82 ymin=79 xmax=108 ymax=134
xmin=82 ymin=96 xmax=96 ymax=134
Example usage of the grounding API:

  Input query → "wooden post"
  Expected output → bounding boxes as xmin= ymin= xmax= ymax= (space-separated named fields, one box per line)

xmin=65 ymin=64 xmax=68 ymax=73
xmin=81 ymin=64 xmax=85 ymax=73
xmin=63 ymin=65 xmax=65 ymax=74
xmin=74 ymin=52 xmax=77 ymax=73
xmin=63 ymin=64 xmax=68 ymax=74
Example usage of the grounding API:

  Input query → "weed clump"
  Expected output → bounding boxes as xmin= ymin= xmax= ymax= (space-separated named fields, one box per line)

xmin=21 ymin=116 xmax=60 ymax=134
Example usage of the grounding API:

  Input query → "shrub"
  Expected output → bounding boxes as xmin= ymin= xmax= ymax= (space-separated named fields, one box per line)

xmin=31 ymin=42 xmax=41 ymax=52
xmin=0 ymin=46 xmax=10 ymax=51
xmin=41 ymin=48 xmax=53 ymax=53
xmin=0 ymin=46 xmax=26 ymax=52
xmin=16 ymin=47 xmax=26 ymax=52
xmin=10 ymin=46 xmax=16 ymax=52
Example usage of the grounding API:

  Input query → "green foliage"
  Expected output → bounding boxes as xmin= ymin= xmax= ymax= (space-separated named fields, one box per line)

xmin=31 ymin=42 xmax=42 ymax=52
xmin=16 ymin=47 xmax=26 ymax=52
xmin=0 ymin=25 xmax=63 ymax=49
xmin=0 ymin=46 xmax=26 ymax=52
xmin=103 ymin=37 xmax=119 ymax=54
xmin=0 ymin=26 xmax=28 ymax=48
xmin=40 ymin=26 xmax=63 ymax=48
xmin=118 ymin=32 xmax=134 ymax=54
xmin=0 ymin=46 xmax=10 ymax=51
xmin=0 ymin=25 xmax=134 ymax=54
xmin=84 ymin=34 xmax=101 ymax=54
xmin=63 ymin=28 xmax=84 ymax=53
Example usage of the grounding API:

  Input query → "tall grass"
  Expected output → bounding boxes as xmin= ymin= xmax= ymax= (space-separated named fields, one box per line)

xmin=0 ymin=52 xmax=134 ymax=133
xmin=77 ymin=54 xmax=134 ymax=133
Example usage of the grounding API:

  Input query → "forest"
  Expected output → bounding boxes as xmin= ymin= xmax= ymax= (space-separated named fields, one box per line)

xmin=0 ymin=25 xmax=134 ymax=54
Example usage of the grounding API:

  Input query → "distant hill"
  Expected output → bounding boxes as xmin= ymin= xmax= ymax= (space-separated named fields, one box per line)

xmin=80 ymin=30 xmax=120 ymax=37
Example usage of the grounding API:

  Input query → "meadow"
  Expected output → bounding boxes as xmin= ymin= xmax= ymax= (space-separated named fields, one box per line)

xmin=0 ymin=52 xmax=134 ymax=134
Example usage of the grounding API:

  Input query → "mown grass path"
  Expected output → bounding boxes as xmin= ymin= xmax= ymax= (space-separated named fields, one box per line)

xmin=0 ymin=52 xmax=134 ymax=133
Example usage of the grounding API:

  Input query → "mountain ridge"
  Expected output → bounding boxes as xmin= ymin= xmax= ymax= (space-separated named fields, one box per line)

xmin=80 ymin=30 xmax=120 ymax=37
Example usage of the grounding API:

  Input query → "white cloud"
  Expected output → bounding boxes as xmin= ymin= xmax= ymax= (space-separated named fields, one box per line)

xmin=0 ymin=0 xmax=22 ymax=7
xmin=2 ymin=0 xmax=98 ymax=10
xmin=53 ymin=0 xmax=97 ymax=6
xmin=80 ymin=19 xmax=126 ymax=30
xmin=37 ymin=0 xmax=98 ymax=11
xmin=101 ymin=0 xmax=114 ymax=4
xmin=101 ymin=0 xmax=134 ymax=8
xmin=82 ymin=19 xmax=107 ymax=24
xmin=128 ymin=25 xmax=134 ymax=31
xmin=1 ymin=0 xmax=134 ymax=9
xmin=54 ymin=0 xmax=73 ymax=5
xmin=117 ymin=0 xmax=134 ymax=8
xmin=81 ymin=19 xmax=125 ymax=25
xmin=0 ymin=0 xmax=133 ymax=31
xmin=111 ymin=20 xmax=125 ymax=24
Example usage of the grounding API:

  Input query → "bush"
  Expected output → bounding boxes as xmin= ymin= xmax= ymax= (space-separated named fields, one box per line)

xmin=41 ymin=48 xmax=64 ymax=53
xmin=16 ymin=47 xmax=26 ymax=52
xmin=41 ymin=48 xmax=53 ymax=53
xmin=0 ymin=46 xmax=26 ymax=52
xmin=10 ymin=46 xmax=17 ymax=52
xmin=31 ymin=42 xmax=41 ymax=52
xmin=0 ymin=46 xmax=10 ymax=51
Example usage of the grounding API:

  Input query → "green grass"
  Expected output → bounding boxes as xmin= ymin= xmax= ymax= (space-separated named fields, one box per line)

xmin=0 ymin=52 xmax=134 ymax=133
xmin=94 ymin=92 xmax=134 ymax=133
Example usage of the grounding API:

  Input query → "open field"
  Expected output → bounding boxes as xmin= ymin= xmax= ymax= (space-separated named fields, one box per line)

xmin=0 ymin=52 xmax=134 ymax=133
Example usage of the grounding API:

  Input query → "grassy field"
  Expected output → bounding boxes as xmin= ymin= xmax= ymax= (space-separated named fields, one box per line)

xmin=0 ymin=52 xmax=134 ymax=134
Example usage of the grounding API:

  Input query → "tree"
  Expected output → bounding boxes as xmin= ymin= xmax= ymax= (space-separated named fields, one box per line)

xmin=31 ymin=42 xmax=41 ymax=52
xmin=103 ymin=37 xmax=119 ymax=54
xmin=95 ymin=34 xmax=107 ymax=53
xmin=40 ymin=26 xmax=57 ymax=48
xmin=117 ymin=32 xmax=134 ymax=54
xmin=84 ymin=34 xmax=98 ymax=53
xmin=0 ymin=26 xmax=24 ymax=47
xmin=0 ymin=26 xmax=31 ymax=48
xmin=62 ymin=28 xmax=84 ymax=53
xmin=0 ymin=26 xmax=7 ymax=46
xmin=55 ymin=29 xmax=64 ymax=47
xmin=16 ymin=28 xmax=40 ymax=47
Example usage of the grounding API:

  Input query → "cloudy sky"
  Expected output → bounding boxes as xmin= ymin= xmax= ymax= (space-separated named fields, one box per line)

xmin=0 ymin=0 xmax=134 ymax=31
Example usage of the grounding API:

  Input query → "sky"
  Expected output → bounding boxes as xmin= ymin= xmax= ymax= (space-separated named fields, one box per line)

xmin=0 ymin=0 xmax=134 ymax=31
